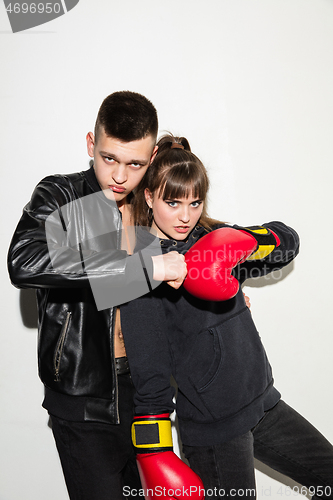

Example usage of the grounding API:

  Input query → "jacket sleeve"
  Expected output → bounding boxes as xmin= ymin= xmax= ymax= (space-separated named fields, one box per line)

xmin=7 ymin=175 xmax=155 ymax=295
xmin=120 ymin=292 xmax=176 ymax=415
xmin=233 ymin=221 xmax=300 ymax=283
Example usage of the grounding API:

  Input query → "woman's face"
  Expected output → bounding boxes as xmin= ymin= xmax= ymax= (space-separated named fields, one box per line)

xmin=145 ymin=188 xmax=204 ymax=240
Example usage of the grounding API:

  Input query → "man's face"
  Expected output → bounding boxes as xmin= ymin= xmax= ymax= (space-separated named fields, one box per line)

xmin=87 ymin=128 xmax=157 ymax=207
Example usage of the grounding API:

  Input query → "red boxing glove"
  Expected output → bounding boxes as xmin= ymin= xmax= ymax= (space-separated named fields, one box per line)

xmin=234 ymin=225 xmax=280 ymax=260
xmin=183 ymin=227 xmax=257 ymax=301
xmin=183 ymin=225 xmax=280 ymax=301
xmin=132 ymin=414 xmax=204 ymax=500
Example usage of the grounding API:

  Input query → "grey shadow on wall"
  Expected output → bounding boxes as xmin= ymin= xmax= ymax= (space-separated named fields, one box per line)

xmin=243 ymin=261 xmax=294 ymax=289
xmin=244 ymin=261 xmax=311 ymax=495
xmin=254 ymin=459 xmax=311 ymax=499
xmin=19 ymin=289 xmax=38 ymax=329
xmin=19 ymin=290 xmax=58 ymax=434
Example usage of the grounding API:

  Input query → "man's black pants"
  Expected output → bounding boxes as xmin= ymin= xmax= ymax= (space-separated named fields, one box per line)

xmin=50 ymin=373 xmax=141 ymax=500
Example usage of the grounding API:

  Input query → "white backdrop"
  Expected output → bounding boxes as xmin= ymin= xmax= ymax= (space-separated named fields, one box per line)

xmin=1 ymin=1 xmax=333 ymax=498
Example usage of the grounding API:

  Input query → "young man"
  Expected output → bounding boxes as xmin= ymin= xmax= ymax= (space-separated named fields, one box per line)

xmin=8 ymin=91 xmax=187 ymax=500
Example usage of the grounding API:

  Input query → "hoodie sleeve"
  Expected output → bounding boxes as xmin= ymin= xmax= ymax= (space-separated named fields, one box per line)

xmin=233 ymin=221 xmax=300 ymax=283
xmin=120 ymin=291 xmax=176 ymax=415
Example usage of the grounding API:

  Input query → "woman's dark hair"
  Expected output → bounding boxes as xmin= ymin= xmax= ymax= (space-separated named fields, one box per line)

xmin=94 ymin=91 xmax=158 ymax=143
xmin=132 ymin=134 xmax=221 ymax=230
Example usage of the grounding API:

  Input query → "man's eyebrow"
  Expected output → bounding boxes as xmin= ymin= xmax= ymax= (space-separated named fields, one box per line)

xmin=129 ymin=159 xmax=148 ymax=165
xmin=100 ymin=151 xmax=118 ymax=159
xmin=99 ymin=151 xmax=148 ymax=164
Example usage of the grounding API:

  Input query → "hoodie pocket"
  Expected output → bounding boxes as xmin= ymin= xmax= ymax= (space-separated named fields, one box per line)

xmin=185 ymin=308 xmax=272 ymax=421
xmin=53 ymin=311 xmax=71 ymax=382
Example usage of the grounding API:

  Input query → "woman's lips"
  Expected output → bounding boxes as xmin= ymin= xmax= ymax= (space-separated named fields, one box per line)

xmin=109 ymin=185 xmax=126 ymax=193
xmin=174 ymin=226 xmax=190 ymax=234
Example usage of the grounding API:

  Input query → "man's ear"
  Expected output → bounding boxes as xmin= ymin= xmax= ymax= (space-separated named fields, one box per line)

xmin=150 ymin=145 xmax=158 ymax=164
xmin=86 ymin=132 xmax=95 ymax=158
xmin=145 ymin=189 xmax=153 ymax=208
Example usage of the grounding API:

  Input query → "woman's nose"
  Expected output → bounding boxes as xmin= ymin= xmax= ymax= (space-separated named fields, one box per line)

xmin=179 ymin=208 xmax=190 ymax=223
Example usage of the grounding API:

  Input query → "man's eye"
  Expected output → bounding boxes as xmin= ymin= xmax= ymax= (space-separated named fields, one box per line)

xmin=130 ymin=163 xmax=141 ymax=169
xmin=104 ymin=156 xmax=115 ymax=163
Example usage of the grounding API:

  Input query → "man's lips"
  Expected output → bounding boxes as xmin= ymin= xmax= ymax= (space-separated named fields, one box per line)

xmin=109 ymin=185 xmax=126 ymax=193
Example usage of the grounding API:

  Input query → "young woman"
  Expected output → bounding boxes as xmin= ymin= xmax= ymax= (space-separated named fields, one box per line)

xmin=120 ymin=135 xmax=333 ymax=499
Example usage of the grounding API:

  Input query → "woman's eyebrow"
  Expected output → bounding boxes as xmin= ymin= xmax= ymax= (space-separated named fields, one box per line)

xmin=165 ymin=198 xmax=202 ymax=202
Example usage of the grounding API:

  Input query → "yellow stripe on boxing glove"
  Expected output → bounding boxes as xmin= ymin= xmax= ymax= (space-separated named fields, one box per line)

xmin=235 ymin=225 xmax=281 ymax=261
xmin=131 ymin=414 xmax=173 ymax=454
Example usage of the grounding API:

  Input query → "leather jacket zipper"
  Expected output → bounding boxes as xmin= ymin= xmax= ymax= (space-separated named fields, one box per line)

xmin=113 ymin=211 xmax=122 ymax=424
xmin=54 ymin=311 xmax=71 ymax=382
xmin=111 ymin=307 xmax=120 ymax=424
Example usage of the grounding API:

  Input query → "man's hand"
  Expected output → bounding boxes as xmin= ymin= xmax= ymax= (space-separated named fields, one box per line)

xmin=243 ymin=292 xmax=251 ymax=309
xmin=152 ymin=252 xmax=187 ymax=289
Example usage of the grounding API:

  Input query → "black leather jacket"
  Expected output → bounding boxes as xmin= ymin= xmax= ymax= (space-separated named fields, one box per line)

xmin=8 ymin=167 xmax=155 ymax=424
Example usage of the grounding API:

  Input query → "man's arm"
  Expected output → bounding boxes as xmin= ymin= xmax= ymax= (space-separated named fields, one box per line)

xmin=8 ymin=176 xmax=187 ymax=309
xmin=8 ymin=176 xmax=136 ymax=289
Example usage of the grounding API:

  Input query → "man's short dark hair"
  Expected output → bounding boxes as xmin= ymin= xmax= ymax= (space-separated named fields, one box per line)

xmin=95 ymin=91 xmax=158 ymax=143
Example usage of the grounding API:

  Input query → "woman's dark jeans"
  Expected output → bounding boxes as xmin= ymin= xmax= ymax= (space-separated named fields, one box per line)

xmin=183 ymin=400 xmax=333 ymax=499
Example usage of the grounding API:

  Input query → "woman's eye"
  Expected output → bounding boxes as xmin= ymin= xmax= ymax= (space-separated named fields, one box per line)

xmin=166 ymin=201 xmax=178 ymax=208
xmin=191 ymin=201 xmax=202 ymax=208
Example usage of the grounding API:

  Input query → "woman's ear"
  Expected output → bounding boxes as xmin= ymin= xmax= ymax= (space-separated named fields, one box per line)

xmin=145 ymin=189 xmax=153 ymax=208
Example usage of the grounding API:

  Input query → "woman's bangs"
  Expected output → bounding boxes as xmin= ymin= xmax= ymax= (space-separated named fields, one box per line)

xmin=160 ymin=163 xmax=207 ymax=201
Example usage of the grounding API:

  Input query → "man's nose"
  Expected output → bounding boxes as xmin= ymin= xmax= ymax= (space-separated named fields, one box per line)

xmin=112 ymin=165 xmax=127 ymax=184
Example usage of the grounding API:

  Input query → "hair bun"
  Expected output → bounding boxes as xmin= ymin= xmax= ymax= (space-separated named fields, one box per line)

xmin=155 ymin=134 xmax=191 ymax=154
xmin=172 ymin=136 xmax=191 ymax=152
xmin=170 ymin=142 xmax=184 ymax=150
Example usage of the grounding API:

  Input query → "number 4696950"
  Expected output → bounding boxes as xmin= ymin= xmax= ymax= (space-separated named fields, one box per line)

xmin=6 ymin=3 xmax=61 ymax=14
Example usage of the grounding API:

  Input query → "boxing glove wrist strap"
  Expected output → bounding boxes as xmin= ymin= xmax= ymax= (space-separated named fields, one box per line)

xmin=131 ymin=414 xmax=173 ymax=454
xmin=235 ymin=225 xmax=280 ymax=260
